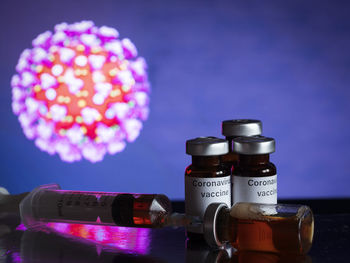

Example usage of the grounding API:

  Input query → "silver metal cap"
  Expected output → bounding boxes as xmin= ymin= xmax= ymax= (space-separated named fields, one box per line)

xmin=186 ymin=137 xmax=229 ymax=156
xmin=222 ymin=119 xmax=262 ymax=137
xmin=203 ymin=203 xmax=228 ymax=248
xmin=233 ymin=136 xmax=275 ymax=155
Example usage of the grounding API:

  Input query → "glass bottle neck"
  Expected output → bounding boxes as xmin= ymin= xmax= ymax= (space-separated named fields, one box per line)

xmin=239 ymin=154 xmax=270 ymax=165
xmin=191 ymin=156 xmax=221 ymax=167
xmin=215 ymin=207 xmax=232 ymax=244
xmin=226 ymin=136 xmax=240 ymax=152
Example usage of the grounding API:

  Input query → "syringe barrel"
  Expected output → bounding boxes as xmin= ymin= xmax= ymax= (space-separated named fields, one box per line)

xmin=20 ymin=184 xmax=172 ymax=229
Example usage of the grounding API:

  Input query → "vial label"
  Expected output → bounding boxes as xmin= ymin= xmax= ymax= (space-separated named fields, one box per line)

xmin=233 ymin=175 xmax=277 ymax=204
xmin=185 ymin=176 xmax=231 ymax=233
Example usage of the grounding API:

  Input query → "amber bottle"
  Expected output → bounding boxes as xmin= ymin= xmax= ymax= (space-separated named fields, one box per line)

xmin=221 ymin=119 xmax=262 ymax=168
xmin=185 ymin=137 xmax=231 ymax=239
xmin=204 ymin=202 xmax=314 ymax=255
xmin=232 ymin=136 xmax=277 ymax=204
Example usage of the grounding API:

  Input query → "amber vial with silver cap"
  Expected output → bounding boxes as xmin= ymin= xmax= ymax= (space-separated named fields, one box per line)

xmin=203 ymin=202 xmax=314 ymax=255
xmin=232 ymin=136 xmax=277 ymax=204
xmin=221 ymin=119 xmax=262 ymax=166
xmin=185 ymin=137 xmax=231 ymax=239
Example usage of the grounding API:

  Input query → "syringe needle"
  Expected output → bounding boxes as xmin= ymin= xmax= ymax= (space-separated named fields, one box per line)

xmin=165 ymin=213 xmax=202 ymax=229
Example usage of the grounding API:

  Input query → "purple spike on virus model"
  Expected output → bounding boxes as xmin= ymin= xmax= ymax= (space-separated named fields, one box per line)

xmin=11 ymin=21 xmax=150 ymax=162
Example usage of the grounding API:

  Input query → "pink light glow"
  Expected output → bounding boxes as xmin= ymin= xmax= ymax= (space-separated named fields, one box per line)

xmin=11 ymin=252 xmax=21 ymax=263
xmin=15 ymin=224 xmax=27 ymax=231
xmin=47 ymin=222 xmax=151 ymax=254
xmin=11 ymin=21 xmax=150 ymax=162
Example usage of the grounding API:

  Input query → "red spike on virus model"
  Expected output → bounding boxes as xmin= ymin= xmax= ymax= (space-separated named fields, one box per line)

xmin=11 ymin=21 xmax=150 ymax=162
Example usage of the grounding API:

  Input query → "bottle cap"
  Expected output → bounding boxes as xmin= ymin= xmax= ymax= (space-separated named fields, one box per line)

xmin=0 ymin=187 xmax=9 ymax=195
xmin=203 ymin=203 xmax=228 ymax=248
xmin=186 ymin=137 xmax=229 ymax=156
xmin=232 ymin=136 xmax=275 ymax=155
xmin=222 ymin=119 xmax=262 ymax=137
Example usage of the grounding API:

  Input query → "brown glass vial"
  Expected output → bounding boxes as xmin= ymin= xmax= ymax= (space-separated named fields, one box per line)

xmin=221 ymin=119 xmax=262 ymax=167
xmin=185 ymin=137 xmax=231 ymax=239
xmin=204 ymin=203 xmax=314 ymax=255
xmin=232 ymin=136 xmax=277 ymax=204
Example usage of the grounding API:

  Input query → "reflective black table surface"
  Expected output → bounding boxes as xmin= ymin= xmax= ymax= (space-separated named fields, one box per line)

xmin=1 ymin=199 xmax=349 ymax=263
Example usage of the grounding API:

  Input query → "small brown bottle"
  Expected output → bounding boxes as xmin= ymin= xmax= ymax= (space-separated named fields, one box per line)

xmin=203 ymin=202 xmax=314 ymax=255
xmin=232 ymin=136 xmax=277 ymax=204
xmin=185 ymin=137 xmax=231 ymax=239
xmin=221 ymin=119 xmax=262 ymax=168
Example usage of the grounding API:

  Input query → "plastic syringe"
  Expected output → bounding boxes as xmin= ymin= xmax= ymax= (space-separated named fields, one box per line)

xmin=19 ymin=184 xmax=173 ymax=229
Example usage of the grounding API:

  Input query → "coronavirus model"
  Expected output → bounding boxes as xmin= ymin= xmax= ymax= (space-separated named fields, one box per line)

xmin=11 ymin=21 xmax=150 ymax=162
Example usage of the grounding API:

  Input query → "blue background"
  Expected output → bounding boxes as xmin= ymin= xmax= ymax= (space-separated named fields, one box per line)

xmin=0 ymin=0 xmax=349 ymax=199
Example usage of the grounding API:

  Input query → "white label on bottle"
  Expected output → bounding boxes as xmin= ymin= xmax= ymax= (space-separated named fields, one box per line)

xmin=185 ymin=176 xmax=231 ymax=233
xmin=233 ymin=175 xmax=277 ymax=204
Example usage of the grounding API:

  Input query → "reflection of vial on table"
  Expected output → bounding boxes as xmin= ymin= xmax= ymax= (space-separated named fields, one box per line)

xmin=20 ymin=184 xmax=172 ymax=229
xmin=185 ymin=239 xmax=232 ymax=263
xmin=231 ymin=251 xmax=312 ymax=263
xmin=221 ymin=119 xmax=262 ymax=168
xmin=232 ymin=136 xmax=277 ymax=204
xmin=204 ymin=202 xmax=314 ymax=255
xmin=185 ymin=137 xmax=231 ymax=239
